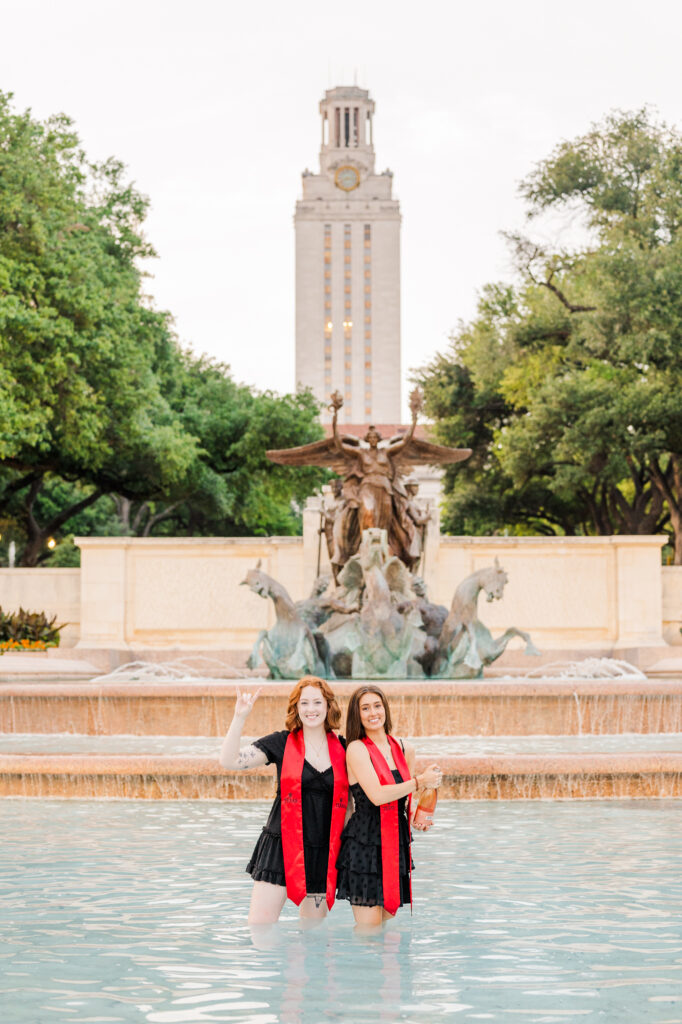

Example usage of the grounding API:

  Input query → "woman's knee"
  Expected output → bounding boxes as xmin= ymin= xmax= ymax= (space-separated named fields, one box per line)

xmin=352 ymin=905 xmax=383 ymax=927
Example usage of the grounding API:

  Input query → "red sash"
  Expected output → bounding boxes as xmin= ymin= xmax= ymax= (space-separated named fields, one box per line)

xmin=362 ymin=735 xmax=412 ymax=915
xmin=280 ymin=729 xmax=349 ymax=909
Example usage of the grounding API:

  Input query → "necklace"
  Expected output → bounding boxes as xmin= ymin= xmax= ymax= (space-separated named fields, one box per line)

xmin=306 ymin=737 xmax=327 ymax=759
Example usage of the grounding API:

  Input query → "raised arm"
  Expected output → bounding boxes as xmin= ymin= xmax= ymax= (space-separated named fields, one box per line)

xmin=386 ymin=388 xmax=423 ymax=456
xmin=346 ymin=740 xmax=440 ymax=806
xmin=329 ymin=390 xmax=345 ymax=453
xmin=219 ymin=687 xmax=268 ymax=770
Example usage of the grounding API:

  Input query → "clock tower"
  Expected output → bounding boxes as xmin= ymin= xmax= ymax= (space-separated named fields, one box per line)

xmin=295 ymin=86 xmax=401 ymax=424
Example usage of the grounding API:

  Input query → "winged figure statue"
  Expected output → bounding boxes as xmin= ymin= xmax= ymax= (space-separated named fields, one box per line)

xmin=267 ymin=388 xmax=471 ymax=573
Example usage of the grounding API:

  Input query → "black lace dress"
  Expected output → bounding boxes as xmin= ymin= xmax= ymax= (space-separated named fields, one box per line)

xmin=245 ymin=730 xmax=345 ymax=894
xmin=335 ymin=769 xmax=412 ymax=908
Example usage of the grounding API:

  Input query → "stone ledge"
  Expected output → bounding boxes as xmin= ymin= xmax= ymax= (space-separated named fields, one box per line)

xmin=2 ymin=681 xmax=682 ymax=736
xmin=1 ymin=752 xmax=681 ymax=800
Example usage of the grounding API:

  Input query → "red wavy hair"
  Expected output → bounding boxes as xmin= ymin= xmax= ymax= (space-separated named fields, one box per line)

xmin=285 ymin=676 xmax=341 ymax=732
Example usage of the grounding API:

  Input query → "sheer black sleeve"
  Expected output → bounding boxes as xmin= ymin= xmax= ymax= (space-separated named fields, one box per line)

xmin=252 ymin=730 xmax=289 ymax=766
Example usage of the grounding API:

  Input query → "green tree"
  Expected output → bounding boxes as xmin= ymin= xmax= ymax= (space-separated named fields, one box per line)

xmin=0 ymin=92 xmax=325 ymax=564
xmin=108 ymin=354 xmax=325 ymax=539
xmin=0 ymin=91 xmax=196 ymax=564
xmin=419 ymin=109 xmax=682 ymax=560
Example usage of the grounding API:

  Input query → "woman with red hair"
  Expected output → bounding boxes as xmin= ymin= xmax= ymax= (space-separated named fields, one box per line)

xmin=220 ymin=676 xmax=348 ymax=925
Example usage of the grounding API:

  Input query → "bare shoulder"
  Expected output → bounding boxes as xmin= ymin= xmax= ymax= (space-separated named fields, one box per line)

xmin=346 ymin=739 xmax=369 ymax=759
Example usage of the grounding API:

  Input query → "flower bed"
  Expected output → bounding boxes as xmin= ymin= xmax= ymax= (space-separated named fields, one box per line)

xmin=0 ymin=607 xmax=63 ymax=655
xmin=0 ymin=639 xmax=52 ymax=652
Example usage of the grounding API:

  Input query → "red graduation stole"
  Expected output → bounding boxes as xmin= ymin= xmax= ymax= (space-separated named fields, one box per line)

xmin=362 ymin=734 xmax=412 ymax=916
xmin=280 ymin=729 xmax=348 ymax=909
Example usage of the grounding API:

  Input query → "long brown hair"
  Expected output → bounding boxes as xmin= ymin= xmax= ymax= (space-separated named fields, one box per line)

xmin=285 ymin=676 xmax=341 ymax=732
xmin=345 ymin=685 xmax=393 ymax=743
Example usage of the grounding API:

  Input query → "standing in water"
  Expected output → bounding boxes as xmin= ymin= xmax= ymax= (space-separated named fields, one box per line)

xmin=336 ymin=685 xmax=442 ymax=927
xmin=219 ymin=676 xmax=348 ymax=925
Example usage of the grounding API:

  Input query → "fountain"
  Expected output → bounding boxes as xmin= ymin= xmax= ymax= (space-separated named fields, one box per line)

xmin=0 ymin=390 xmax=680 ymax=801
xmin=251 ymin=390 xmax=539 ymax=680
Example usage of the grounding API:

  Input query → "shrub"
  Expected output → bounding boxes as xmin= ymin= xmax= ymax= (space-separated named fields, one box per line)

xmin=0 ymin=607 xmax=63 ymax=649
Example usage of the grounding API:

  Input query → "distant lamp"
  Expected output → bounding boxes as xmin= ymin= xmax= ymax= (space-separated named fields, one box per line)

xmin=326 ymin=321 xmax=332 ymax=329
xmin=47 ymin=537 xmax=56 ymax=549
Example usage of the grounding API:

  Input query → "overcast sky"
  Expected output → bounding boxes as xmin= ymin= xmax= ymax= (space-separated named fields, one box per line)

xmin=3 ymin=0 xmax=682 ymax=416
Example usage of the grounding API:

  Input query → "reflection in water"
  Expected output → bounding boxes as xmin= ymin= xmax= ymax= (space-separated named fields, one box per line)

xmin=1 ymin=800 xmax=682 ymax=1022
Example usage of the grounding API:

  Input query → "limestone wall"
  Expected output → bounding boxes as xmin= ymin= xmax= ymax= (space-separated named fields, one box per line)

xmin=0 ymin=536 xmax=672 ymax=654
xmin=433 ymin=536 xmax=666 ymax=650
xmin=75 ymin=537 xmax=303 ymax=652
xmin=0 ymin=569 xmax=81 ymax=646
xmin=663 ymin=566 xmax=682 ymax=645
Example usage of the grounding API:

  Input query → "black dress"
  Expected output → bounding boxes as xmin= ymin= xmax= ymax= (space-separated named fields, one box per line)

xmin=335 ymin=768 xmax=412 ymax=908
xmin=246 ymin=730 xmax=345 ymax=894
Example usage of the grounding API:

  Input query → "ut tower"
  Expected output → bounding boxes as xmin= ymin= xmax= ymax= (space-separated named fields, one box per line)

xmin=294 ymin=86 xmax=401 ymax=425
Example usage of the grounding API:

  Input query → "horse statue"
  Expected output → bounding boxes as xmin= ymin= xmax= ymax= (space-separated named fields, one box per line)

xmin=433 ymin=558 xmax=540 ymax=678
xmin=241 ymin=563 xmax=328 ymax=679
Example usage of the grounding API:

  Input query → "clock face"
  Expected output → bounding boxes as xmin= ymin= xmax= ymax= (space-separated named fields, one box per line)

xmin=335 ymin=165 xmax=360 ymax=192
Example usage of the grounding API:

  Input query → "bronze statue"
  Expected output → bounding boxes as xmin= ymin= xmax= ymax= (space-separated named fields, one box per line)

xmin=267 ymin=388 xmax=471 ymax=573
xmin=432 ymin=559 xmax=540 ymax=678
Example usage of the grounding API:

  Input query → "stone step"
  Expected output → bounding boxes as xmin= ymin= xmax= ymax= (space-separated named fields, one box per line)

xmin=1 ymin=752 xmax=681 ymax=800
xmin=2 ymin=679 xmax=682 ymax=736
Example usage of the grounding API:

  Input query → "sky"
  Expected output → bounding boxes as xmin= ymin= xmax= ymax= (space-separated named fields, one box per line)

xmin=3 ymin=0 xmax=682 ymax=416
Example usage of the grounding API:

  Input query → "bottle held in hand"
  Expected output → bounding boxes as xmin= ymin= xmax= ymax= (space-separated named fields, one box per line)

xmin=414 ymin=786 xmax=438 ymax=828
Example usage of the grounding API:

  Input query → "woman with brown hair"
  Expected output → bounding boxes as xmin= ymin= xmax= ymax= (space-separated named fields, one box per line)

xmin=336 ymin=685 xmax=442 ymax=927
xmin=219 ymin=676 xmax=348 ymax=925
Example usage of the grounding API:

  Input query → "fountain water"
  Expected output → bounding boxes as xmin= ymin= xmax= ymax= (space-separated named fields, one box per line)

xmin=1 ymin=671 xmax=681 ymax=799
xmin=91 ymin=657 xmax=253 ymax=683
xmin=526 ymin=657 xmax=647 ymax=679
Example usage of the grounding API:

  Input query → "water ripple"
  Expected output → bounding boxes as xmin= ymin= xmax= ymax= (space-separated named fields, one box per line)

xmin=1 ymin=800 xmax=682 ymax=1022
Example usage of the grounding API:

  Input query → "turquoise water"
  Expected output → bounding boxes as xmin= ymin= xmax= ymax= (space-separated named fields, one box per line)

xmin=2 ymin=800 xmax=682 ymax=1023
xmin=3 ymin=732 xmax=682 ymax=754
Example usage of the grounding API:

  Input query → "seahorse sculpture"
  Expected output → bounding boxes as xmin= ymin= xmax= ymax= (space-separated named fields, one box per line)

xmin=241 ymin=563 xmax=328 ymax=679
xmin=433 ymin=558 xmax=540 ymax=678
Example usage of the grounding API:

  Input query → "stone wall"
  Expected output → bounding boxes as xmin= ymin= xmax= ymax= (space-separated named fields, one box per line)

xmin=0 ymin=569 xmax=81 ymax=646
xmin=433 ymin=536 xmax=667 ymax=650
xmin=663 ymin=566 xmax=682 ymax=645
xmin=0 ymin=536 xmax=674 ymax=655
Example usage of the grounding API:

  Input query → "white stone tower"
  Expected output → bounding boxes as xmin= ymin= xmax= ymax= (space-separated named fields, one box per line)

xmin=295 ymin=86 xmax=401 ymax=424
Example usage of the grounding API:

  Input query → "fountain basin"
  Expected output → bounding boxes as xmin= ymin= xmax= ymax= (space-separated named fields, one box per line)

xmin=2 ymin=751 xmax=681 ymax=800
xmin=2 ymin=678 xmax=682 ymax=735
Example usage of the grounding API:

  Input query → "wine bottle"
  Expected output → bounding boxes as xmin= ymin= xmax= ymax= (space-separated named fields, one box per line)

xmin=413 ymin=786 xmax=437 ymax=827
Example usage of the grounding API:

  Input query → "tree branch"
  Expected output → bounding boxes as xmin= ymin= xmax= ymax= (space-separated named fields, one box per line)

xmin=539 ymin=270 xmax=597 ymax=314
xmin=142 ymin=502 xmax=181 ymax=537
xmin=43 ymin=488 xmax=103 ymax=535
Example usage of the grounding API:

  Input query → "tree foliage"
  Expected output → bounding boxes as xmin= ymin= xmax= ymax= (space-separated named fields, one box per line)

xmin=0 ymin=92 xmax=323 ymax=565
xmin=418 ymin=109 xmax=682 ymax=561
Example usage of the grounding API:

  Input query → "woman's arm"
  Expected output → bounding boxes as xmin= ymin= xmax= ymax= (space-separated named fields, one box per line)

xmin=404 ymin=741 xmax=432 ymax=831
xmin=219 ymin=687 xmax=269 ymax=770
xmin=347 ymin=741 xmax=440 ymax=806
